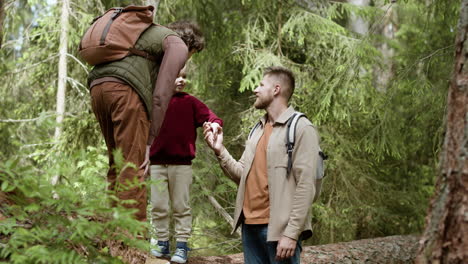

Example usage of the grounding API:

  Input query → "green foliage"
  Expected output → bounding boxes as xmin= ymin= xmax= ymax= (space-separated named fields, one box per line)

xmin=0 ymin=0 xmax=461 ymax=259
xmin=0 ymin=148 xmax=148 ymax=263
xmin=157 ymin=0 xmax=456 ymax=247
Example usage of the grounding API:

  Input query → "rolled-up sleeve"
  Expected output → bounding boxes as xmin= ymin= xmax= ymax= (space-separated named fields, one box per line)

xmin=147 ymin=35 xmax=189 ymax=145
xmin=217 ymin=147 xmax=246 ymax=185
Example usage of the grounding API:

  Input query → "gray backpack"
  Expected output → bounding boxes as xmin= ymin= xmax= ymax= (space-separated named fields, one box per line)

xmin=248 ymin=112 xmax=327 ymax=180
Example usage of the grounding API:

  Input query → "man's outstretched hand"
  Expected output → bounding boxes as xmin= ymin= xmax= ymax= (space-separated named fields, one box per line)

xmin=203 ymin=122 xmax=224 ymax=156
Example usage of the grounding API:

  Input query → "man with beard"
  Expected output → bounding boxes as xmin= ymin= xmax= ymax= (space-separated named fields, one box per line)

xmin=203 ymin=66 xmax=322 ymax=264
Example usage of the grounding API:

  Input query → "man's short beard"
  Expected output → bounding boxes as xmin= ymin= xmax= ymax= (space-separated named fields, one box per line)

xmin=254 ymin=100 xmax=267 ymax=109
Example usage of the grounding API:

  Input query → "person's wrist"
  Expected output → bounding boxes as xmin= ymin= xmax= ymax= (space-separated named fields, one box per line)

xmin=214 ymin=146 xmax=223 ymax=156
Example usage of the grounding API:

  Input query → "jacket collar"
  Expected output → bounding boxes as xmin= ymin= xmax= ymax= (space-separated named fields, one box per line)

xmin=260 ymin=106 xmax=295 ymax=126
xmin=174 ymin=92 xmax=188 ymax=96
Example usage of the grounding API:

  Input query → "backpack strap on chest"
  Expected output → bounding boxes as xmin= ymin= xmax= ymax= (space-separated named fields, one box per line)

xmin=286 ymin=112 xmax=306 ymax=176
xmin=248 ymin=121 xmax=262 ymax=140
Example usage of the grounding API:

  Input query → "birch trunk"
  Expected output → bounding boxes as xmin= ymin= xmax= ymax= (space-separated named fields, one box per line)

xmin=348 ymin=0 xmax=370 ymax=35
xmin=146 ymin=0 xmax=160 ymax=9
xmin=415 ymin=0 xmax=468 ymax=263
xmin=0 ymin=0 xmax=5 ymax=49
xmin=374 ymin=2 xmax=397 ymax=92
xmin=51 ymin=0 xmax=69 ymax=187
xmin=54 ymin=0 xmax=69 ymax=141
xmin=145 ymin=0 xmax=159 ymax=22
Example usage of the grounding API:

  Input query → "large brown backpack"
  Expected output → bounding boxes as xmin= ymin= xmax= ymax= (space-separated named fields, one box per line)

xmin=79 ymin=5 xmax=156 ymax=66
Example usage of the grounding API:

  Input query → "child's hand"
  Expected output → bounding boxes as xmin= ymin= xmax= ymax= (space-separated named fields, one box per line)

xmin=203 ymin=122 xmax=224 ymax=156
xmin=210 ymin=122 xmax=221 ymax=142
xmin=203 ymin=122 xmax=214 ymax=146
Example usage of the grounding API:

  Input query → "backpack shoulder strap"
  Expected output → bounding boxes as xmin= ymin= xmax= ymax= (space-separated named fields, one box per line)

xmin=128 ymin=47 xmax=157 ymax=61
xmin=248 ymin=121 xmax=262 ymax=140
xmin=286 ymin=112 xmax=306 ymax=176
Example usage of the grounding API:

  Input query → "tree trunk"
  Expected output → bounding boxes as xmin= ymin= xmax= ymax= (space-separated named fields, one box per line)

xmin=415 ymin=0 xmax=468 ymax=263
xmin=54 ymin=0 xmax=69 ymax=141
xmin=374 ymin=2 xmax=396 ymax=92
xmin=0 ymin=0 xmax=5 ymax=49
xmin=145 ymin=0 xmax=159 ymax=22
xmin=187 ymin=235 xmax=419 ymax=264
xmin=51 ymin=0 xmax=69 ymax=187
xmin=348 ymin=0 xmax=370 ymax=35
xmin=295 ymin=0 xmax=330 ymax=16
xmin=0 ymin=191 xmax=7 ymax=220
xmin=145 ymin=0 xmax=160 ymax=11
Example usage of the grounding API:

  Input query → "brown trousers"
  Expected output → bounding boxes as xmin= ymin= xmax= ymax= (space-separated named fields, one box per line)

xmin=90 ymin=82 xmax=149 ymax=221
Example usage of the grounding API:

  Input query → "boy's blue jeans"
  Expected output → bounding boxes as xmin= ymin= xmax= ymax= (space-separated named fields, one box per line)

xmin=242 ymin=223 xmax=302 ymax=264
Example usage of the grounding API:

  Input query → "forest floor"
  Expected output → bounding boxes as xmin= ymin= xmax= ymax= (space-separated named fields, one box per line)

xmin=142 ymin=235 xmax=419 ymax=264
xmin=0 ymin=192 xmax=419 ymax=264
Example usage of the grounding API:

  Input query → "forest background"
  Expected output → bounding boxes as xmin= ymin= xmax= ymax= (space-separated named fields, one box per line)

xmin=0 ymin=0 xmax=462 ymax=263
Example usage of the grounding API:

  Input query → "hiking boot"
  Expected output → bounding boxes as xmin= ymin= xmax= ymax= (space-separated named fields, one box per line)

xmin=170 ymin=241 xmax=189 ymax=263
xmin=150 ymin=240 xmax=170 ymax=258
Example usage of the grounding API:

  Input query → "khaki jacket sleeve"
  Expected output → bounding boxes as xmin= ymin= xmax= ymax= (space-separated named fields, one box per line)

xmin=283 ymin=124 xmax=319 ymax=240
xmin=216 ymin=147 xmax=247 ymax=185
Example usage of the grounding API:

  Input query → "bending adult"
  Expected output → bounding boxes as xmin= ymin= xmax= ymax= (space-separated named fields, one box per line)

xmin=88 ymin=21 xmax=204 ymax=221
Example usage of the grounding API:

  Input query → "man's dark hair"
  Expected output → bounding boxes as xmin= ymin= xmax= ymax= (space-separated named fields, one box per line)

xmin=167 ymin=21 xmax=205 ymax=53
xmin=264 ymin=66 xmax=295 ymax=100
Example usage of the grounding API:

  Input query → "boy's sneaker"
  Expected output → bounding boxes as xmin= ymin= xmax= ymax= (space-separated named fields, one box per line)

xmin=150 ymin=240 xmax=170 ymax=258
xmin=170 ymin=241 xmax=189 ymax=263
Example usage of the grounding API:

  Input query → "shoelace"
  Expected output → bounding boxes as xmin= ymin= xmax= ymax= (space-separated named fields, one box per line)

xmin=156 ymin=244 xmax=169 ymax=254
xmin=174 ymin=247 xmax=187 ymax=257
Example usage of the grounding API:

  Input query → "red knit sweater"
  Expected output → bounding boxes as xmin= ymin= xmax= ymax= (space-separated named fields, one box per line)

xmin=150 ymin=92 xmax=223 ymax=165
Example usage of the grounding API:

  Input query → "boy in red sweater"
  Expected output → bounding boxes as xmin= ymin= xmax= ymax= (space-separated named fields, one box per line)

xmin=149 ymin=67 xmax=223 ymax=263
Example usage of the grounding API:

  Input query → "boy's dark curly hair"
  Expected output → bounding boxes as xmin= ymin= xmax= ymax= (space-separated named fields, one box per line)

xmin=167 ymin=21 xmax=205 ymax=53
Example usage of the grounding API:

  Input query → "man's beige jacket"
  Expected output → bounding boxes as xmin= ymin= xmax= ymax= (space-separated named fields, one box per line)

xmin=217 ymin=106 xmax=321 ymax=241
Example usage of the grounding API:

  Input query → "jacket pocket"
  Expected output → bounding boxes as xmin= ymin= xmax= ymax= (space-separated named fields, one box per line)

xmin=272 ymin=155 xmax=293 ymax=184
xmin=273 ymin=154 xmax=288 ymax=168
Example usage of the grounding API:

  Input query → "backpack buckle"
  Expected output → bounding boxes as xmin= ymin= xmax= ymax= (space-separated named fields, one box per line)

xmin=111 ymin=8 xmax=123 ymax=19
xmin=286 ymin=143 xmax=294 ymax=154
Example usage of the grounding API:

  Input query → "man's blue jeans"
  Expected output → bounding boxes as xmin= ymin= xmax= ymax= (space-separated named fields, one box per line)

xmin=242 ymin=223 xmax=302 ymax=264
